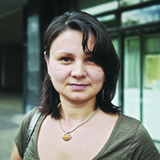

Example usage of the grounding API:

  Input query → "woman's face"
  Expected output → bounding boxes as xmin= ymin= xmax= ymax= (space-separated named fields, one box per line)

xmin=46 ymin=30 xmax=105 ymax=104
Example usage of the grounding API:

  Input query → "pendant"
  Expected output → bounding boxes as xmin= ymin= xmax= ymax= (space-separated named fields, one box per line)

xmin=62 ymin=132 xmax=72 ymax=141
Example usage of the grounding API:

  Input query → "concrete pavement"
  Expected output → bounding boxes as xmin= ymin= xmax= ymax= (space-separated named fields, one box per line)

xmin=0 ymin=92 xmax=24 ymax=160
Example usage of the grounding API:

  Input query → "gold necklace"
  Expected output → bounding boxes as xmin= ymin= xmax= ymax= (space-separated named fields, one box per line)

xmin=59 ymin=107 xmax=100 ymax=141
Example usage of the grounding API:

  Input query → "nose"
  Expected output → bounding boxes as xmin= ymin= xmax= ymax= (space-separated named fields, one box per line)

xmin=71 ymin=61 xmax=87 ymax=78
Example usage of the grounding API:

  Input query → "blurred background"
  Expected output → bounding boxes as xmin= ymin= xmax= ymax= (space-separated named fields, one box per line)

xmin=0 ymin=0 xmax=160 ymax=159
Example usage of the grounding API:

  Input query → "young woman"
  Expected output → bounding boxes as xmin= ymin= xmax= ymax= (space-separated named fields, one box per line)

xmin=10 ymin=10 xmax=160 ymax=160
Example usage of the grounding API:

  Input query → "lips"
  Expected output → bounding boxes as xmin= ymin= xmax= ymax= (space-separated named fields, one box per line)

xmin=69 ymin=84 xmax=89 ymax=90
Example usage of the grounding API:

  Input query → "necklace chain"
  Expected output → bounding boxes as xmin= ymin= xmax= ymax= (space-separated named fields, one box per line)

xmin=59 ymin=107 xmax=100 ymax=134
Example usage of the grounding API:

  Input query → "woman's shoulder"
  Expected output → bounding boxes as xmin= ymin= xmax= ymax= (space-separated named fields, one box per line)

xmin=14 ymin=107 xmax=40 ymax=158
xmin=17 ymin=107 xmax=40 ymax=135
xmin=23 ymin=107 xmax=39 ymax=121
xmin=117 ymin=113 xmax=141 ymax=130
xmin=118 ymin=113 xmax=153 ymax=139
xmin=120 ymin=112 xmax=140 ymax=122
xmin=117 ymin=113 xmax=153 ymax=137
xmin=112 ymin=113 xmax=148 ymax=148
xmin=115 ymin=113 xmax=160 ymax=159
xmin=116 ymin=113 xmax=152 ymax=140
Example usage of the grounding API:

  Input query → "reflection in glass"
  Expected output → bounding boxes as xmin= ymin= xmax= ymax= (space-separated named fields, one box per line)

xmin=111 ymin=38 xmax=120 ymax=106
xmin=120 ymin=0 xmax=140 ymax=7
xmin=124 ymin=34 xmax=160 ymax=142
xmin=122 ymin=4 xmax=160 ymax=26
xmin=143 ymin=0 xmax=154 ymax=2
xmin=82 ymin=1 xmax=118 ymax=15
xmin=97 ymin=15 xmax=115 ymax=28
xmin=124 ymin=36 xmax=141 ymax=120
xmin=143 ymin=34 xmax=160 ymax=141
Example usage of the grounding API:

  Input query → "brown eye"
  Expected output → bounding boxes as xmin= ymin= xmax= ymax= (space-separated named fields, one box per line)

xmin=86 ymin=57 xmax=94 ymax=62
xmin=60 ymin=57 xmax=72 ymax=62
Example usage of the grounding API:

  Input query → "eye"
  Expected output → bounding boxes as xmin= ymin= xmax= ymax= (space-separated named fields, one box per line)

xmin=86 ymin=57 xmax=95 ymax=63
xmin=60 ymin=57 xmax=72 ymax=62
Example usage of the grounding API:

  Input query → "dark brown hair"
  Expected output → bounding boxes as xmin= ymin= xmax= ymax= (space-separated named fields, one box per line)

xmin=39 ymin=10 xmax=120 ymax=119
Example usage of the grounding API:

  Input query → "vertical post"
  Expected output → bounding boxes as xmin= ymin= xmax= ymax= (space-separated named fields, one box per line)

xmin=118 ymin=33 xmax=124 ymax=110
xmin=1 ymin=46 xmax=5 ymax=90
xmin=24 ymin=0 xmax=42 ymax=113
xmin=140 ymin=33 xmax=143 ymax=123
xmin=115 ymin=10 xmax=124 ymax=109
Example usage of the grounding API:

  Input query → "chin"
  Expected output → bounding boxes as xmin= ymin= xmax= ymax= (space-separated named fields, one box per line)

xmin=69 ymin=97 xmax=86 ymax=102
xmin=68 ymin=94 xmax=96 ymax=103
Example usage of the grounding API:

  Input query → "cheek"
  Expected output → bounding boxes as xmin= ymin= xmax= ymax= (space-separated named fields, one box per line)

xmin=90 ymin=68 xmax=105 ymax=83
xmin=49 ymin=65 xmax=69 ymax=82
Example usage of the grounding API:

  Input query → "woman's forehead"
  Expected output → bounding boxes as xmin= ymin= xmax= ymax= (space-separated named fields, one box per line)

xmin=50 ymin=29 xmax=96 ymax=52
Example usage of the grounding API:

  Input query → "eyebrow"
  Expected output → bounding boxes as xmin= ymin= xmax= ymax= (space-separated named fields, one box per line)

xmin=56 ymin=51 xmax=93 ymax=57
xmin=57 ymin=52 xmax=74 ymax=56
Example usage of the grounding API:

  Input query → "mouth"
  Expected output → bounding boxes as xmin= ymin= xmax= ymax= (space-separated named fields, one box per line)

xmin=69 ymin=84 xmax=89 ymax=90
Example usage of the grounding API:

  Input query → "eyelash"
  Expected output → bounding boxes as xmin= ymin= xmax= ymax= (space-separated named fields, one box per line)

xmin=59 ymin=57 xmax=95 ymax=63
xmin=60 ymin=57 xmax=72 ymax=62
xmin=86 ymin=57 xmax=94 ymax=62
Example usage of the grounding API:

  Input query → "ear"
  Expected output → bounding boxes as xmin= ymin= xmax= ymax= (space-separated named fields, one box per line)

xmin=44 ymin=52 xmax=50 ymax=75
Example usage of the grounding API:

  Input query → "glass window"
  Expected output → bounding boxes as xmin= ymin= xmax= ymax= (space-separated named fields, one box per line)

xmin=122 ymin=4 xmax=160 ymax=26
xmin=78 ymin=0 xmax=109 ymax=10
xmin=120 ymin=0 xmax=140 ymax=7
xmin=112 ymin=38 xmax=119 ymax=54
xmin=143 ymin=34 xmax=160 ymax=141
xmin=111 ymin=38 xmax=120 ymax=106
xmin=124 ymin=36 xmax=141 ymax=120
xmin=82 ymin=1 xmax=118 ymax=15
xmin=124 ymin=34 xmax=160 ymax=144
xmin=143 ymin=0 xmax=155 ymax=2
xmin=97 ymin=15 xmax=115 ymax=28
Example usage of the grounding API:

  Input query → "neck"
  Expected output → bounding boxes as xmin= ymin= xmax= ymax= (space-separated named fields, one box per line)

xmin=59 ymin=98 xmax=97 ymax=124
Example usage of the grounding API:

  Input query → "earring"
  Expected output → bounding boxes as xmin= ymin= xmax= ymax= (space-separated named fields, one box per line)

xmin=102 ymin=89 xmax=105 ymax=102
xmin=57 ymin=103 xmax=61 ymax=108
xmin=49 ymin=76 xmax=52 ymax=81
